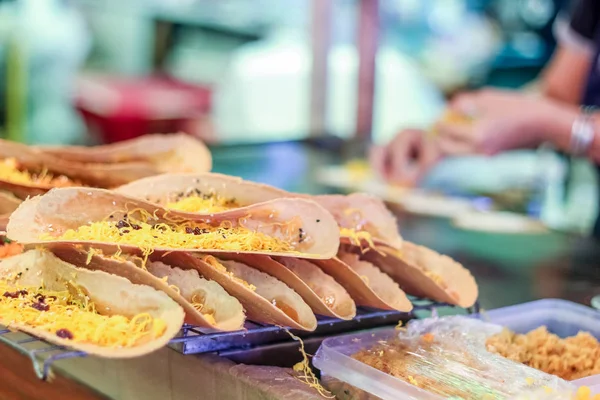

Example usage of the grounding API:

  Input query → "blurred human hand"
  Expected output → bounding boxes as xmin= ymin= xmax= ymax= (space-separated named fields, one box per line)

xmin=434 ymin=88 xmax=552 ymax=156
xmin=371 ymin=88 xmax=567 ymax=185
xmin=370 ymin=129 xmax=440 ymax=186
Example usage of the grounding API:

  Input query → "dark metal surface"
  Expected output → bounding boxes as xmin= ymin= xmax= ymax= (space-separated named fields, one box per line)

xmin=1 ymin=296 xmax=471 ymax=380
xmin=170 ymin=308 xmax=406 ymax=356
xmin=169 ymin=298 xmax=474 ymax=356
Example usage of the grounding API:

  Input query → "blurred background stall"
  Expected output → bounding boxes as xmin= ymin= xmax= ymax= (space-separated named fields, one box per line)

xmin=0 ymin=0 xmax=595 ymax=236
xmin=1 ymin=0 xmax=563 ymax=142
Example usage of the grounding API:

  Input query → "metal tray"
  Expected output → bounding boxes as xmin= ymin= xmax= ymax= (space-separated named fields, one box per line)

xmin=0 ymin=297 xmax=477 ymax=380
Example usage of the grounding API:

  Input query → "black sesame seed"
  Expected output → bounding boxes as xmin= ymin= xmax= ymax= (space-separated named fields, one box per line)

xmin=34 ymin=293 xmax=46 ymax=303
xmin=316 ymin=219 xmax=320 ymax=223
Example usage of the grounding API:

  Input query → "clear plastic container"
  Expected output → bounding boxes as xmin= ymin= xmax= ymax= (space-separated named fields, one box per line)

xmin=313 ymin=299 xmax=600 ymax=400
xmin=314 ymin=327 xmax=441 ymax=400
xmin=483 ymin=298 xmax=600 ymax=338
xmin=483 ymin=299 xmax=600 ymax=393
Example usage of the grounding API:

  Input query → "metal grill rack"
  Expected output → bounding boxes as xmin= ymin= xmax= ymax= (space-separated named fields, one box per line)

xmin=0 ymin=297 xmax=479 ymax=381
xmin=0 ymin=328 xmax=86 ymax=380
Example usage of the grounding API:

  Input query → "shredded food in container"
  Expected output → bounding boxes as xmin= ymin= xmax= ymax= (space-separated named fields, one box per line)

xmin=486 ymin=327 xmax=600 ymax=381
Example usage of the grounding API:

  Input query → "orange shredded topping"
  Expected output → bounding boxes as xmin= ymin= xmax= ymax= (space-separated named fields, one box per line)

xmin=0 ymin=281 xmax=166 ymax=348
xmin=0 ymin=158 xmax=80 ymax=187
xmin=284 ymin=329 xmax=335 ymax=398
xmin=200 ymin=255 xmax=257 ymax=291
xmin=42 ymin=209 xmax=301 ymax=263
xmin=166 ymin=193 xmax=240 ymax=213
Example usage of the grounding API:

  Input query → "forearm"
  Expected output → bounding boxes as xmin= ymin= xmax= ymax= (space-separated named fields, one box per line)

xmin=539 ymin=46 xmax=592 ymax=105
xmin=538 ymin=101 xmax=600 ymax=163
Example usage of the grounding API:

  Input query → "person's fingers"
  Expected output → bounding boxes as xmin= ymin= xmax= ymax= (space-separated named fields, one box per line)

xmin=398 ymin=167 xmax=420 ymax=187
xmin=371 ymin=130 xmax=431 ymax=185
xmin=415 ymin=137 xmax=441 ymax=182
xmin=435 ymin=120 xmax=475 ymax=144
xmin=388 ymin=130 xmax=421 ymax=184
xmin=369 ymin=145 xmax=388 ymax=178
xmin=448 ymin=92 xmax=479 ymax=117
xmin=387 ymin=140 xmax=410 ymax=183
xmin=436 ymin=135 xmax=475 ymax=156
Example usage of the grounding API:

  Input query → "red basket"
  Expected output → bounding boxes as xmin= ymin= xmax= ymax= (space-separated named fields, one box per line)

xmin=74 ymin=75 xmax=212 ymax=144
